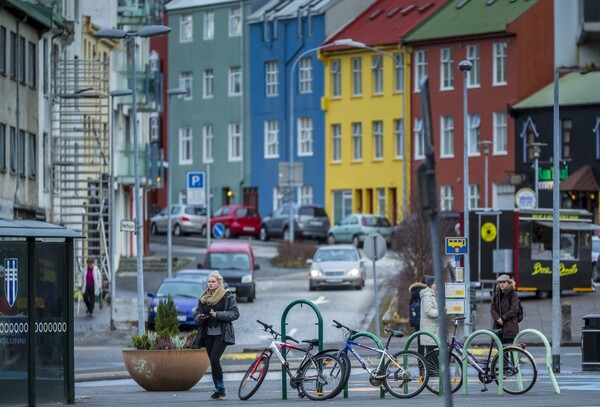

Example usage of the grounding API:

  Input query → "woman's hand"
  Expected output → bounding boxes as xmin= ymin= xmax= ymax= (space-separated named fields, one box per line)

xmin=210 ymin=309 xmax=217 ymax=318
xmin=496 ymin=318 xmax=504 ymax=325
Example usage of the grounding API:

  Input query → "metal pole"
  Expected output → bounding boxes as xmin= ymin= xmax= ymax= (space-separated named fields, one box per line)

xmin=401 ymin=50 xmax=408 ymax=218
xmin=484 ymin=149 xmax=489 ymax=209
xmin=207 ymin=164 xmax=211 ymax=248
xmin=551 ymin=69 xmax=561 ymax=372
xmin=534 ymin=155 xmax=539 ymax=206
xmin=110 ymin=95 xmax=116 ymax=330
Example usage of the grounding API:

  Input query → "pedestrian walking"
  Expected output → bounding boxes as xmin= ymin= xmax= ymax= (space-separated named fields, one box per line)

xmin=490 ymin=274 xmax=520 ymax=344
xmin=79 ymin=258 xmax=102 ymax=317
xmin=420 ymin=276 xmax=439 ymax=356
xmin=193 ymin=271 xmax=239 ymax=400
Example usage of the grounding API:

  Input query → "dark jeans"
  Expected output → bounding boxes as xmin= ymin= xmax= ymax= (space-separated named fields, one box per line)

xmin=205 ymin=334 xmax=228 ymax=390
xmin=83 ymin=286 xmax=95 ymax=314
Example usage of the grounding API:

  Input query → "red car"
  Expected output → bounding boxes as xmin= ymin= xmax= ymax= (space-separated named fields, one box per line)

xmin=201 ymin=205 xmax=261 ymax=239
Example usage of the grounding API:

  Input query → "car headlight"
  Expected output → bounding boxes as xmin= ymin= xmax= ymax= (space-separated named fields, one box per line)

xmin=310 ymin=269 xmax=322 ymax=277
xmin=150 ymin=305 xmax=157 ymax=313
xmin=347 ymin=268 xmax=360 ymax=277
xmin=241 ymin=274 xmax=253 ymax=283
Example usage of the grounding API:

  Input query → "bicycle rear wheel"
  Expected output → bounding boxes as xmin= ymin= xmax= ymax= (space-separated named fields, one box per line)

xmin=238 ymin=352 xmax=270 ymax=400
xmin=299 ymin=353 xmax=345 ymax=401
xmin=424 ymin=349 xmax=463 ymax=394
xmin=492 ymin=346 xmax=537 ymax=395
xmin=383 ymin=350 xmax=428 ymax=398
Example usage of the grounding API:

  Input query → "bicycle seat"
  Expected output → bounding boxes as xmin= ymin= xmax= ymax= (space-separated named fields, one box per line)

xmin=384 ymin=328 xmax=404 ymax=338
xmin=302 ymin=339 xmax=320 ymax=346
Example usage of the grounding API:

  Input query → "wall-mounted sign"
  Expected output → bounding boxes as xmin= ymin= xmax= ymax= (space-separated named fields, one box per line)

xmin=445 ymin=299 xmax=465 ymax=314
xmin=515 ymin=188 xmax=536 ymax=209
xmin=445 ymin=283 xmax=466 ymax=298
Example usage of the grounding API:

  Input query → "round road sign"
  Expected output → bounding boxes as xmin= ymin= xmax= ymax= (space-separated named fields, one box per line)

xmin=363 ymin=233 xmax=387 ymax=261
xmin=212 ymin=223 xmax=225 ymax=239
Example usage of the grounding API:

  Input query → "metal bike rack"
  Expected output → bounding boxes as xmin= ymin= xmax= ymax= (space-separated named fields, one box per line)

xmin=461 ymin=330 xmax=505 ymax=395
xmin=280 ymin=299 xmax=324 ymax=400
xmin=403 ymin=331 xmax=442 ymax=393
xmin=513 ymin=328 xmax=560 ymax=394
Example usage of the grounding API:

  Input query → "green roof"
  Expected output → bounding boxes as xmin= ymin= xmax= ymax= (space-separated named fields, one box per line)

xmin=512 ymin=71 xmax=600 ymax=110
xmin=4 ymin=0 xmax=53 ymax=29
xmin=403 ymin=0 xmax=540 ymax=43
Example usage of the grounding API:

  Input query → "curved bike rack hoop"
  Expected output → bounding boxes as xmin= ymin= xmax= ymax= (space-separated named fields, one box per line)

xmin=280 ymin=299 xmax=323 ymax=400
xmin=513 ymin=328 xmax=560 ymax=394
xmin=461 ymin=330 xmax=504 ymax=395
xmin=342 ymin=331 xmax=385 ymax=398
xmin=402 ymin=330 xmax=441 ymax=352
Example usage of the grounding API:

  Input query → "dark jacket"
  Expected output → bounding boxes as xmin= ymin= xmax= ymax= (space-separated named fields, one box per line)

xmin=490 ymin=285 xmax=520 ymax=341
xmin=408 ymin=282 xmax=426 ymax=329
xmin=193 ymin=291 xmax=239 ymax=347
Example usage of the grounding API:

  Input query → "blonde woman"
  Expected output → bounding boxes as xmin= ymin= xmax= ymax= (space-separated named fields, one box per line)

xmin=193 ymin=271 xmax=239 ymax=400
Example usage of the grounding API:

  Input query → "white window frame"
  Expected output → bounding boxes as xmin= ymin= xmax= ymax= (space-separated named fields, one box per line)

xmin=493 ymin=42 xmax=507 ymax=85
xmin=202 ymin=124 xmax=214 ymax=163
xmin=352 ymin=57 xmax=362 ymax=96
xmin=228 ymin=122 xmax=242 ymax=161
xmin=440 ymin=185 xmax=454 ymax=211
xmin=466 ymin=45 xmax=480 ymax=87
xmin=180 ymin=72 xmax=192 ymax=100
xmin=394 ymin=118 xmax=404 ymax=158
xmin=440 ymin=115 xmax=454 ymax=158
xmin=299 ymin=56 xmax=313 ymax=94
xmin=372 ymin=55 xmax=383 ymax=95
xmin=229 ymin=6 xmax=242 ymax=37
xmin=493 ymin=112 xmax=508 ymax=154
xmin=469 ymin=184 xmax=480 ymax=209
xmin=373 ymin=120 xmax=383 ymax=160
xmin=377 ymin=188 xmax=386 ymax=216
xmin=300 ymin=185 xmax=313 ymax=205
xmin=352 ymin=122 xmax=362 ymax=161
xmin=150 ymin=113 xmax=159 ymax=143
xmin=414 ymin=50 xmax=427 ymax=92
xmin=203 ymin=11 xmax=214 ymax=40
xmin=414 ymin=118 xmax=425 ymax=159
xmin=468 ymin=114 xmax=481 ymax=156
xmin=440 ymin=47 xmax=454 ymax=90
xmin=265 ymin=61 xmax=278 ymax=97
xmin=332 ymin=124 xmax=341 ymax=162
xmin=229 ymin=66 xmax=242 ymax=96
xmin=394 ymin=53 xmax=404 ymax=93
xmin=298 ymin=117 xmax=313 ymax=156
xmin=179 ymin=126 xmax=192 ymax=165
xmin=180 ymin=14 xmax=193 ymax=43
xmin=203 ymin=69 xmax=213 ymax=99
xmin=264 ymin=120 xmax=279 ymax=158
xmin=331 ymin=59 xmax=341 ymax=98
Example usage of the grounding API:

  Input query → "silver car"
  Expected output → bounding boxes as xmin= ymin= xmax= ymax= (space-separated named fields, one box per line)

xmin=150 ymin=204 xmax=207 ymax=236
xmin=327 ymin=213 xmax=392 ymax=247
xmin=307 ymin=245 xmax=366 ymax=291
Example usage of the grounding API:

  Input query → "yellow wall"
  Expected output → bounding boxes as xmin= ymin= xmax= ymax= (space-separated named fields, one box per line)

xmin=321 ymin=47 xmax=411 ymax=224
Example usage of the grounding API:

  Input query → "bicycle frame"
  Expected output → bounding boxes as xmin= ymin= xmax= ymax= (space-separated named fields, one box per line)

xmin=449 ymin=337 xmax=496 ymax=377
xmin=268 ymin=339 xmax=314 ymax=380
xmin=339 ymin=339 xmax=392 ymax=376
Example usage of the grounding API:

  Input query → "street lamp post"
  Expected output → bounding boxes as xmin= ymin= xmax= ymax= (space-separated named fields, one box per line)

xmin=458 ymin=59 xmax=473 ymax=336
xmin=166 ymin=88 xmax=187 ymax=279
xmin=528 ymin=142 xmax=546 ymax=208
xmin=95 ymin=25 xmax=172 ymax=335
xmin=108 ymin=88 xmax=133 ymax=331
xmin=480 ymin=140 xmax=492 ymax=209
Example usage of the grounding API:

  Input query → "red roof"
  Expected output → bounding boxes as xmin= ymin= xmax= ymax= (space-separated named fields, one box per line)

xmin=324 ymin=0 xmax=447 ymax=50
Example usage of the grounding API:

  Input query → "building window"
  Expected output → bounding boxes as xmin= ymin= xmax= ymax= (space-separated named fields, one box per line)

xmin=352 ymin=57 xmax=362 ymax=96
xmin=466 ymin=44 xmax=480 ymax=87
xmin=180 ymin=14 xmax=193 ymax=43
xmin=204 ymin=11 xmax=214 ymax=40
xmin=394 ymin=52 xmax=404 ymax=93
xmin=9 ymin=126 xmax=15 ymax=172
xmin=352 ymin=122 xmax=362 ymax=161
xmin=202 ymin=124 xmax=213 ymax=163
xmin=298 ymin=117 xmax=313 ymax=156
xmin=19 ymin=36 xmax=25 ymax=84
xmin=28 ymin=41 xmax=35 ymax=87
xmin=264 ymin=120 xmax=279 ymax=158
xmin=493 ymin=112 xmax=507 ymax=154
xmin=414 ymin=50 xmax=427 ymax=92
xmin=180 ymin=72 xmax=192 ymax=100
xmin=372 ymin=55 xmax=383 ymax=95
xmin=469 ymin=184 xmax=480 ymax=209
xmin=394 ymin=119 xmax=404 ymax=158
xmin=373 ymin=120 xmax=383 ymax=160
xmin=440 ymin=185 xmax=454 ymax=211
xmin=229 ymin=67 xmax=242 ymax=96
xmin=332 ymin=124 xmax=341 ymax=162
xmin=228 ymin=122 xmax=242 ymax=161
xmin=18 ymin=130 xmax=25 ymax=176
xmin=377 ymin=188 xmax=386 ymax=216
xmin=179 ymin=127 xmax=192 ymax=165
xmin=229 ymin=6 xmax=242 ymax=37
xmin=298 ymin=57 xmax=312 ymax=94
xmin=440 ymin=47 xmax=454 ymax=90
xmin=561 ymin=119 xmax=572 ymax=160
xmin=300 ymin=185 xmax=313 ymax=205
xmin=441 ymin=116 xmax=454 ymax=158
xmin=0 ymin=27 xmax=6 ymax=74
xmin=43 ymin=38 xmax=48 ymax=94
xmin=265 ymin=61 xmax=278 ymax=97
xmin=0 ymin=123 xmax=5 ymax=170
xmin=43 ymin=132 xmax=49 ymax=188
xmin=203 ymin=69 xmax=213 ymax=99
xmin=9 ymin=31 xmax=16 ymax=79
xmin=493 ymin=42 xmax=507 ymax=85
xmin=468 ymin=114 xmax=481 ymax=155
xmin=331 ymin=59 xmax=341 ymax=98
xmin=28 ymin=132 xmax=35 ymax=177
xmin=414 ymin=118 xmax=424 ymax=159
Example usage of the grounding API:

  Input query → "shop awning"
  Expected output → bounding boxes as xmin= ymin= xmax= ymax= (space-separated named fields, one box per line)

xmin=560 ymin=165 xmax=599 ymax=192
xmin=535 ymin=220 xmax=600 ymax=231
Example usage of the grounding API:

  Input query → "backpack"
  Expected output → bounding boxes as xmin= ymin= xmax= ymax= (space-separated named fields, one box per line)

xmin=408 ymin=296 xmax=421 ymax=328
xmin=511 ymin=293 xmax=524 ymax=323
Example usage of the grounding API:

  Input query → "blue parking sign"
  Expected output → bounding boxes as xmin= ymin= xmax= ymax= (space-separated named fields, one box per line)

xmin=187 ymin=171 xmax=206 ymax=205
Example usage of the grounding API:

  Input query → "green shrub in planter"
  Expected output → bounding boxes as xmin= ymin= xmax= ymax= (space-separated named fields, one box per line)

xmin=155 ymin=294 xmax=179 ymax=338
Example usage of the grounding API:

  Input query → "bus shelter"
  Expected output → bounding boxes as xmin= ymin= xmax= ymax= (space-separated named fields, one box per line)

xmin=0 ymin=219 xmax=82 ymax=406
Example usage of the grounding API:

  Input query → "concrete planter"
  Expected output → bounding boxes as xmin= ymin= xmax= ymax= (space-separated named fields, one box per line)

xmin=122 ymin=349 xmax=209 ymax=391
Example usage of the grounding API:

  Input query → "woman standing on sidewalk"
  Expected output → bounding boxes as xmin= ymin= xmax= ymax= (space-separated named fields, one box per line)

xmin=193 ymin=271 xmax=239 ymax=400
xmin=490 ymin=274 xmax=520 ymax=344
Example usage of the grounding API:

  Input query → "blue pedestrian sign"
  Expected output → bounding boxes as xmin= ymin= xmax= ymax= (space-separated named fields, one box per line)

xmin=212 ymin=223 xmax=225 ymax=239
xmin=187 ymin=171 xmax=206 ymax=205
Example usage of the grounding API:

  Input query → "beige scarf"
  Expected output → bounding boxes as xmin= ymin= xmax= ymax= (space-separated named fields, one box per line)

xmin=200 ymin=286 xmax=227 ymax=306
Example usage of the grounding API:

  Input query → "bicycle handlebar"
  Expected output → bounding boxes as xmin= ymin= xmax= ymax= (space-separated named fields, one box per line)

xmin=256 ymin=320 xmax=299 ymax=343
xmin=332 ymin=319 xmax=358 ymax=337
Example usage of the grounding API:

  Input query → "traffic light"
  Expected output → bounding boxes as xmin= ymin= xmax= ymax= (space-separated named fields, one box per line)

xmin=227 ymin=189 xmax=234 ymax=198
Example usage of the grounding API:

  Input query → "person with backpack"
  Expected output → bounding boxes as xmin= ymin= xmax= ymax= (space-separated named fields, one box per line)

xmin=420 ymin=276 xmax=439 ymax=356
xmin=408 ymin=276 xmax=427 ymax=355
xmin=490 ymin=274 xmax=520 ymax=344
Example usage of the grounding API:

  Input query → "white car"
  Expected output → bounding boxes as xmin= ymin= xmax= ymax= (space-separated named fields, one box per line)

xmin=307 ymin=245 xmax=366 ymax=291
xmin=150 ymin=204 xmax=207 ymax=236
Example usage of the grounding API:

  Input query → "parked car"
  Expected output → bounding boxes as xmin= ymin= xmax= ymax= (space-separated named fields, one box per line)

xmin=201 ymin=205 xmax=261 ymax=239
xmin=259 ymin=204 xmax=330 ymax=242
xmin=150 ymin=204 xmax=207 ymax=236
xmin=307 ymin=245 xmax=366 ymax=291
xmin=146 ymin=278 xmax=206 ymax=330
xmin=174 ymin=269 xmax=230 ymax=289
xmin=327 ymin=214 xmax=392 ymax=247
xmin=202 ymin=241 xmax=259 ymax=302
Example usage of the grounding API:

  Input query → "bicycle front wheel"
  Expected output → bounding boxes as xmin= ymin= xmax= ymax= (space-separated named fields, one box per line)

xmin=492 ymin=346 xmax=537 ymax=395
xmin=383 ymin=350 xmax=428 ymax=398
xmin=238 ymin=352 xmax=270 ymax=400
xmin=299 ymin=353 xmax=345 ymax=401
xmin=424 ymin=349 xmax=463 ymax=395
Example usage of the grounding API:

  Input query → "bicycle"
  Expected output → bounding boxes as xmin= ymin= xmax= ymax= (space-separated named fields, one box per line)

xmin=238 ymin=320 xmax=346 ymax=401
xmin=323 ymin=320 xmax=428 ymax=399
xmin=424 ymin=316 xmax=537 ymax=395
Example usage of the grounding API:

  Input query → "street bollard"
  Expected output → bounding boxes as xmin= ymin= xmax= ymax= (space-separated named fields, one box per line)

xmin=562 ymin=301 xmax=571 ymax=343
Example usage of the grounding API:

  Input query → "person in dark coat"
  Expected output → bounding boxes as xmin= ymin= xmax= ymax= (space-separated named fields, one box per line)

xmin=408 ymin=277 xmax=427 ymax=355
xmin=490 ymin=274 xmax=520 ymax=344
xmin=194 ymin=271 xmax=239 ymax=400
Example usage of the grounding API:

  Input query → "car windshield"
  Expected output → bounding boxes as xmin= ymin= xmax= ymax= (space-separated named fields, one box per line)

xmin=175 ymin=272 xmax=209 ymax=282
xmin=365 ymin=216 xmax=391 ymax=227
xmin=155 ymin=281 xmax=205 ymax=298
xmin=593 ymin=238 xmax=600 ymax=253
xmin=315 ymin=249 xmax=358 ymax=262
xmin=207 ymin=253 xmax=250 ymax=270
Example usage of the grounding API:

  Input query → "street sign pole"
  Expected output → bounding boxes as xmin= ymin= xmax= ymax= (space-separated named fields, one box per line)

xmin=364 ymin=233 xmax=387 ymax=338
